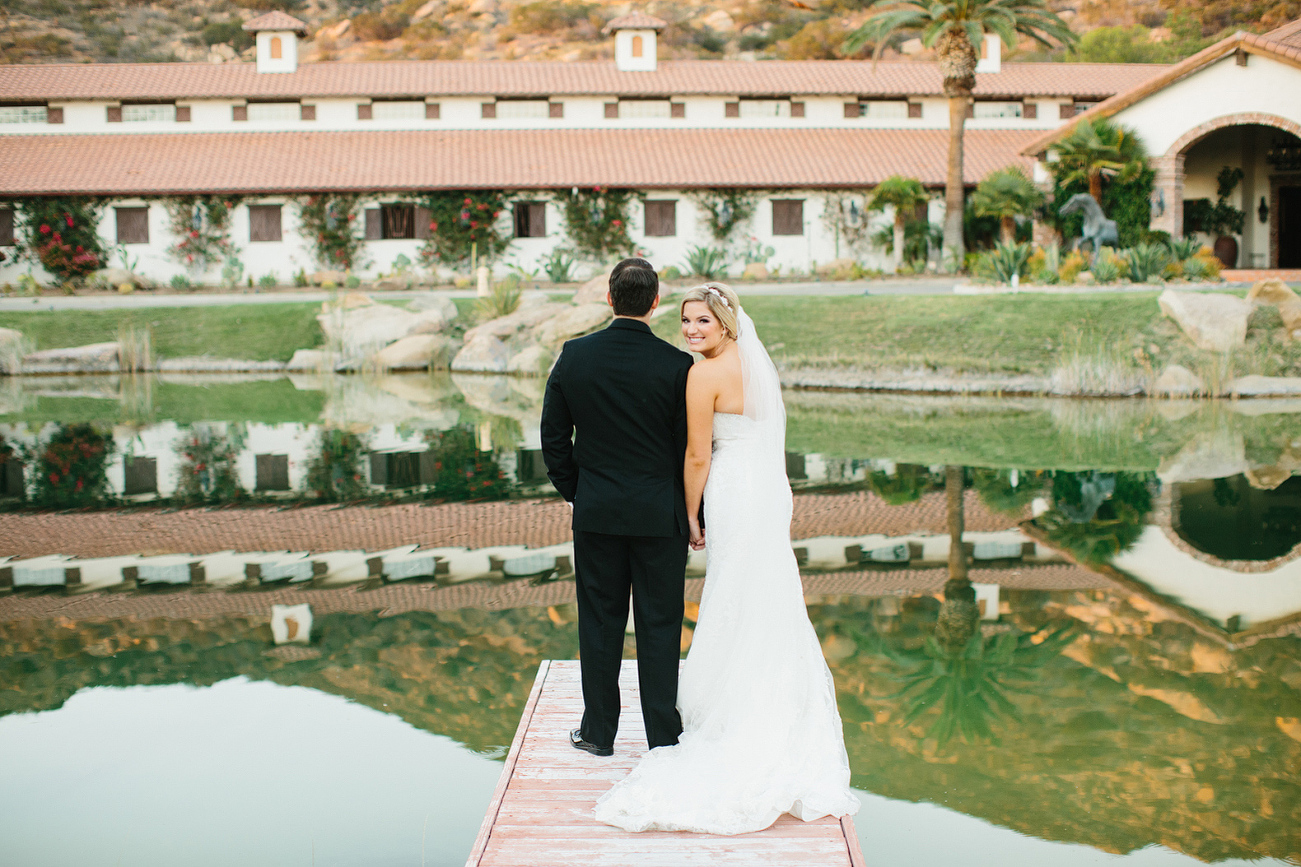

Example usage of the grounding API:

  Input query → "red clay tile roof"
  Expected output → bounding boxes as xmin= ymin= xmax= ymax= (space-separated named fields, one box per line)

xmin=1021 ymin=27 xmax=1301 ymax=156
xmin=0 ymin=60 xmax=1164 ymax=101
xmin=603 ymin=13 xmax=668 ymax=33
xmin=0 ymin=127 xmax=1038 ymax=195
xmin=242 ymin=11 xmax=310 ymax=35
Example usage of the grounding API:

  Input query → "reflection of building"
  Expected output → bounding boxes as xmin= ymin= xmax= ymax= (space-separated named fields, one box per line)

xmin=1025 ymin=20 xmax=1301 ymax=270
xmin=0 ymin=15 xmax=1163 ymax=283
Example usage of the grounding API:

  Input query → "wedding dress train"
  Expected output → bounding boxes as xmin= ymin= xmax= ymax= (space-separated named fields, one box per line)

xmin=593 ymin=310 xmax=859 ymax=835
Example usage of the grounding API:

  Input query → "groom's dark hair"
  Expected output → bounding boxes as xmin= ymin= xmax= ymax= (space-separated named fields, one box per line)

xmin=609 ymin=258 xmax=659 ymax=317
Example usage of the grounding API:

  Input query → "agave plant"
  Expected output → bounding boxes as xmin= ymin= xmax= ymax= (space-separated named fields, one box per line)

xmin=1125 ymin=242 xmax=1169 ymax=282
xmin=681 ymin=245 xmax=728 ymax=279
xmin=1167 ymin=237 xmax=1202 ymax=262
xmin=976 ymin=241 xmax=1031 ymax=284
xmin=1090 ymin=247 xmax=1125 ymax=283
xmin=542 ymin=247 xmax=576 ymax=283
xmin=1181 ymin=255 xmax=1212 ymax=281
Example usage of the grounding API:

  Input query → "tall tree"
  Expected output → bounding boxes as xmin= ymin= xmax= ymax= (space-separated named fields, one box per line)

xmin=845 ymin=0 xmax=1076 ymax=270
xmin=1051 ymin=117 xmax=1148 ymax=203
xmin=970 ymin=166 xmax=1044 ymax=243
xmin=868 ymin=175 xmax=930 ymax=272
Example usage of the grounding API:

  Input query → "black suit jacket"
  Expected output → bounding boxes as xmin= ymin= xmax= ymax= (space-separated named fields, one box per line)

xmin=541 ymin=318 xmax=694 ymax=538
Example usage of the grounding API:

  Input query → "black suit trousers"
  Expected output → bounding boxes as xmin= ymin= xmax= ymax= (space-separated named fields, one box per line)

xmin=573 ymin=528 xmax=688 ymax=750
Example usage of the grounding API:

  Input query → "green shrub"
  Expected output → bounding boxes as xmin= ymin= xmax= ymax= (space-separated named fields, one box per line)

xmin=1058 ymin=249 xmax=1088 ymax=284
xmin=681 ymin=245 xmax=728 ymax=279
xmin=660 ymin=265 xmax=682 ymax=281
xmin=974 ymin=241 xmax=1031 ymax=284
xmin=1091 ymin=248 xmax=1123 ymax=283
xmin=293 ymin=269 xmax=309 ymax=288
xmin=1181 ymin=255 xmax=1211 ymax=281
xmin=169 ymin=274 xmax=193 ymax=291
xmin=477 ymin=276 xmax=522 ymax=321
xmin=344 ymin=274 xmax=361 ymax=289
xmin=1167 ymin=237 xmax=1202 ymax=262
xmin=258 ymin=273 xmax=278 ymax=289
xmin=542 ymin=248 xmax=577 ymax=283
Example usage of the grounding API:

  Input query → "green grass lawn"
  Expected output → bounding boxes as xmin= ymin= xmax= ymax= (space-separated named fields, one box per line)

xmin=0 ymin=303 xmax=324 ymax=363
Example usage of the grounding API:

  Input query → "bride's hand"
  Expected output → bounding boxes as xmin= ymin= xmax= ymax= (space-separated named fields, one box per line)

xmin=688 ymin=519 xmax=705 ymax=551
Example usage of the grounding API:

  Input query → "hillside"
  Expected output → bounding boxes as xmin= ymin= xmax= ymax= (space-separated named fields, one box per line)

xmin=0 ymin=0 xmax=1295 ymax=66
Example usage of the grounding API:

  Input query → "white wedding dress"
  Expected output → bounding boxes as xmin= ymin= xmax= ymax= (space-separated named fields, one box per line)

xmin=593 ymin=308 xmax=860 ymax=835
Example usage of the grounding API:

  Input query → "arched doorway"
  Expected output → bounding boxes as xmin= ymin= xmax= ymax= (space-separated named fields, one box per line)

xmin=1154 ymin=114 xmax=1301 ymax=268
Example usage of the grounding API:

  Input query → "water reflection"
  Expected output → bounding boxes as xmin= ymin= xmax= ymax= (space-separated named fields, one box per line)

xmin=2 ymin=376 xmax=1300 ymax=865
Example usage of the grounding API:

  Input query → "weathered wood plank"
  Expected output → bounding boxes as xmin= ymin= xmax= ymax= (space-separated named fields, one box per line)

xmin=467 ymin=659 xmax=862 ymax=867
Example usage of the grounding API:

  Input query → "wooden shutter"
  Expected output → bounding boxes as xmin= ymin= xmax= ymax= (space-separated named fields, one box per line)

xmin=482 ymin=102 xmax=497 ymax=118
xmin=527 ymin=203 xmax=545 ymax=237
xmin=380 ymin=204 xmax=415 ymax=240
xmin=965 ymin=102 xmax=974 ymax=119
xmin=1022 ymin=101 xmax=1037 ymax=119
xmin=115 ymin=207 xmax=149 ymax=244
xmin=771 ymin=200 xmax=803 ymax=236
xmin=670 ymin=102 xmax=685 ymax=118
xmin=418 ymin=450 xmax=438 ymax=485
xmin=644 ymin=200 xmax=676 ymax=237
xmin=387 ymin=453 xmax=420 ymax=489
xmin=123 ymin=456 xmax=158 ymax=496
xmin=785 ymin=452 xmax=807 ymax=480
xmin=175 ymin=105 xmax=191 ymax=122
xmin=790 ymin=101 xmax=805 ymax=118
xmin=911 ymin=201 xmax=929 ymax=222
xmin=233 ymin=105 xmax=247 ymax=121
xmin=368 ymin=452 xmax=387 ymax=486
xmin=844 ymin=102 xmax=859 ymax=119
xmin=725 ymin=102 xmax=739 ymax=118
xmin=357 ymin=103 xmax=373 ymax=120
xmin=46 ymin=106 xmax=64 ymax=124
xmin=549 ymin=102 xmax=564 ymax=118
xmin=365 ymin=208 xmax=382 ymax=240
xmin=414 ymin=205 xmax=432 ymax=240
xmin=248 ymin=205 xmax=283 ymax=243
xmin=1 ymin=456 xmax=23 ymax=497
xmin=301 ymin=104 xmax=316 ymax=120
xmin=107 ymin=105 xmax=122 ymax=122
xmin=0 ymin=208 xmax=14 ymax=246
xmin=255 ymin=454 xmax=290 ymax=491
xmin=425 ymin=103 xmax=439 ymax=119
xmin=907 ymin=102 xmax=922 ymax=119
xmin=605 ymin=102 xmax=619 ymax=119
xmin=1059 ymin=103 xmax=1076 ymax=120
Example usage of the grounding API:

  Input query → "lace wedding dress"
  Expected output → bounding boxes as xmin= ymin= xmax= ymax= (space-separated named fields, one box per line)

xmin=593 ymin=308 xmax=859 ymax=835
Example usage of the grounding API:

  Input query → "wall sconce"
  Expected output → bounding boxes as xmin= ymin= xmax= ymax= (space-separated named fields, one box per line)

xmin=1258 ymin=196 xmax=1269 ymax=224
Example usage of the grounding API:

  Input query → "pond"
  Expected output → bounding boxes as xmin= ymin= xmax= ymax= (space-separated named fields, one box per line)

xmin=1 ymin=373 xmax=1299 ymax=867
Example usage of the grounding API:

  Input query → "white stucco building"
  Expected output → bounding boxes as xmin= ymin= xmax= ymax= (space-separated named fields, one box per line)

xmin=1024 ymin=20 xmax=1301 ymax=270
xmin=0 ymin=11 xmax=1168 ymax=284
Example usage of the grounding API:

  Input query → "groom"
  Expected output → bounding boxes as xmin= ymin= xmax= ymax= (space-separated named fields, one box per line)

xmin=541 ymin=257 xmax=693 ymax=757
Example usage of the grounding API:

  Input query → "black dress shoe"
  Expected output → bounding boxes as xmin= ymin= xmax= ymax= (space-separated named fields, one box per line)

xmin=570 ymin=728 xmax=613 ymax=757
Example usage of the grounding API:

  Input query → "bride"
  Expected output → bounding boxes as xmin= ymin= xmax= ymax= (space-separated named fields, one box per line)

xmin=593 ymin=282 xmax=860 ymax=835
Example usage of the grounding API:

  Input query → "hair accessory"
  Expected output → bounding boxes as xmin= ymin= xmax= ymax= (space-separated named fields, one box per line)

xmin=706 ymin=285 xmax=731 ymax=310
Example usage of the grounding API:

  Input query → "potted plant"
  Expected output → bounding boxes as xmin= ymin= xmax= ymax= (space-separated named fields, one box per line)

xmin=1189 ymin=167 xmax=1246 ymax=268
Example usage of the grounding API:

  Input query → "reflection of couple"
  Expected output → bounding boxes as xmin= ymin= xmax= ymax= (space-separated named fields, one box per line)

xmin=541 ymin=259 xmax=859 ymax=835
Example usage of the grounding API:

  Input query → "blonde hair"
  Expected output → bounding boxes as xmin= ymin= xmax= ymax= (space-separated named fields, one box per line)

xmin=680 ymin=281 xmax=740 ymax=339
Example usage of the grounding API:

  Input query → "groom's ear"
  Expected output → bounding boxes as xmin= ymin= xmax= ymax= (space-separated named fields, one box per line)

xmin=606 ymin=290 xmax=614 ymax=309
xmin=648 ymin=293 xmax=659 ymax=312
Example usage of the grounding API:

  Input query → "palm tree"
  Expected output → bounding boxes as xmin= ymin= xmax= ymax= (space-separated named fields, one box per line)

xmin=936 ymin=465 xmax=977 ymax=650
xmin=1051 ymin=117 xmax=1147 ymax=203
xmin=845 ymin=0 xmax=1076 ymax=270
xmin=970 ymin=166 xmax=1044 ymax=244
xmin=868 ymin=175 xmax=930 ymax=273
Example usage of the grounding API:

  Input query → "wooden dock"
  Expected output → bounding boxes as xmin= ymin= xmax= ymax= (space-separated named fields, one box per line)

xmin=466 ymin=660 xmax=866 ymax=867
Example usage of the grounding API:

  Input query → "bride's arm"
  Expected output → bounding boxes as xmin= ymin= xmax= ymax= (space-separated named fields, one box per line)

xmin=684 ymin=363 xmax=715 ymax=550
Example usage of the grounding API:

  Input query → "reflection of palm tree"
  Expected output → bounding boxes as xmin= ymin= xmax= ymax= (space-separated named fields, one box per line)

xmin=867 ymin=463 xmax=935 ymax=505
xmin=888 ymin=466 xmax=1075 ymax=747
xmin=1036 ymin=471 xmax=1155 ymax=565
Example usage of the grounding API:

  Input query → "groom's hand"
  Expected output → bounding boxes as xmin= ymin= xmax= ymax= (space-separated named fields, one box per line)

xmin=688 ymin=520 xmax=705 ymax=551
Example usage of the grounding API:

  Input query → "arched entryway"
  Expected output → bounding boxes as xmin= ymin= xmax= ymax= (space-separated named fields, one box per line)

xmin=1152 ymin=113 xmax=1301 ymax=268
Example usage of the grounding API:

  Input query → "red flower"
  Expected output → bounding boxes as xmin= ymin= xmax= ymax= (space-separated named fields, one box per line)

xmin=464 ymin=197 xmax=472 ymax=205
xmin=477 ymin=202 xmax=488 ymax=211
xmin=429 ymin=221 xmax=437 ymax=231
xmin=39 ymin=224 xmax=51 ymax=234
xmin=49 ymin=473 xmax=59 ymax=484
xmin=190 ymin=230 xmax=199 ymax=238
xmin=76 ymin=479 xmax=84 ymax=491
xmin=65 ymin=214 xmax=74 ymax=228
xmin=75 ymin=245 xmax=83 ymax=253
xmin=612 ymin=220 xmax=622 ymax=227
xmin=470 ymin=220 xmax=478 ymax=229
xmin=52 ymin=232 xmax=62 ymax=244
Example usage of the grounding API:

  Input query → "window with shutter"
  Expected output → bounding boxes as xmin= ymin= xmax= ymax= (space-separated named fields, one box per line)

xmin=384 ymin=452 xmax=422 ymax=489
xmin=175 ymin=105 xmax=191 ymax=122
xmin=605 ymin=103 xmax=619 ymax=119
xmin=47 ymin=107 xmax=64 ymax=124
xmin=381 ymin=204 xmax=416 ymax=239
xmin=248 ymin=205 xmax=283 ymax=243
xmin=1059 ymin=103 xmax=1076 ymax=120
xmin=513 ymin=202 xmax=546 ymax=238
xmin=301 ymin=104 xmax=316 ymax=121
xmin=123 ymin=456 xmax=158 ymax=496
xmin=425 ymin=103 xmax=439 ymax=119
xmin=549 ymin=102 xmax=564 ymax=118
xmin=790 ymin=102 xmax=805 ymax=118
xmin=233 ymin=105 xmax=248 ymax=121
xmin=482 ymin=103 xmax=497 ymax=118
xmin=1023 ymin=102 xmax=1037 ymax=119
xmin=771 ymin=200 xmax=803 ymax=236
xmin=0 ymin=457 xmax=23 ymax=498
xmin=670 ymin=102 xmax=685 ymax=118
xmin=414 ymin=206 xmax=432 ymax=240
xmin=907 ymin=102 xmax=922 ymax=119
xmin=115 ymin=207 xmax=149 ymax=245
xmin=365 ymin=209 xmax=382 ymax=240
xmin=368 ymin=452 xmax=387 ymax=486
xmin=255 ymin=454 xmax=290 ymax=491
xmin=0 ymin=208 xmax=14 ymax=246
xmin=725 ymin=102 xmax=739 ymax=118
xmin=844 ymin=102 xmax=858 ymax=119
xmin=107 ymin=106 xmax=122 ymax=122
xmin=644 ymin=200 xmax=676 ymax=237
xmin=357 ymin=103 xmax=373 ymax=120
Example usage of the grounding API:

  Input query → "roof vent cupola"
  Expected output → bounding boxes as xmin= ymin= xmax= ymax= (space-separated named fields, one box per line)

xmin=603 ymin=13 xmax=668 ymax=72
xmin=975 ymin=33 xmax=1002 ymax=74
xmin=243 ymin=11 xmax=310 ymax=74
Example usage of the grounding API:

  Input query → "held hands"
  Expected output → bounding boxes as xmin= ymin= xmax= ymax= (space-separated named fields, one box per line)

xmin=688 ymin=518 xmax=706 ymax=551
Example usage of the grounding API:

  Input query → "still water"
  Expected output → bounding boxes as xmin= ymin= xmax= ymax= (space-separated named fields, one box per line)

xmin=1 ymin=372 xmax=1299 ymax=866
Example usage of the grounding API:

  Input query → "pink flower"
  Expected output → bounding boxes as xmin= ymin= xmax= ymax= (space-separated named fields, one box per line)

xmin=39 ymin=224 xmax=51 ymax=234
xmin=65 ymin=214 xmax=74 ymax=228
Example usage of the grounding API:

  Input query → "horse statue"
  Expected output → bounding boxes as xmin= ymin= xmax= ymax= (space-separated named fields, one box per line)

xmin=1059 ymin=193 xmax=1119 ymax=261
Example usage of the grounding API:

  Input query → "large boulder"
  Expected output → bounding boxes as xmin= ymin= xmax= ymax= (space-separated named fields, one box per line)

xmin=1228 ymin=375 xmax=1301 ymax=397
xmin=451 ymin=330 xmax=512 ymax=373
xmin=1246 ymin=278 xmax=1301 ymax=338
xmin=316 ymin=294 xmax=451 ymax=360
xmin=0 ymin=327 xmax=25 ymax=375
xmin=373 ymin=334 xmax=459 ymax=370
xmin=1158 ymin=430 xmax=1248 ymax=484
xmin=22 ymin=342 xmax=120 ymax=374
xmin=407 ymin=293 xmax=459 ymax=322
xmin=533 ymin=304 xmax=612 ymax=346
xmin=505 ymin=344 xmax=555 ymax=376
xmin=91 ymin=267 xmax=151 ymax=290
xmin=285 ymin=349 xmax=331 ymax=372
xmin=310 ymin=270 xmax=348 ymax=287
xmin=1158 ymin=290 xmax=1252 ymax=352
